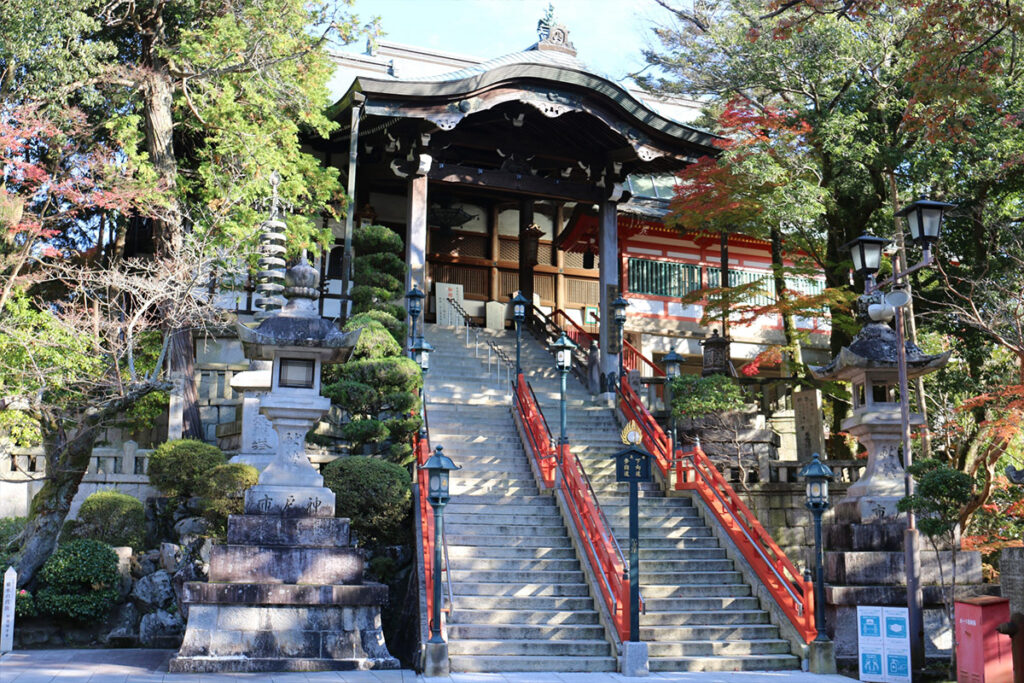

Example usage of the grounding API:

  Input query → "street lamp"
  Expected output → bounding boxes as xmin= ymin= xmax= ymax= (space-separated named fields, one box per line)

xmin=844 ymin=196 xmax=952 ymax=672
xmin=611 ymin=295 xmax=629 ymax=388
xmin=842 ymin=234 xmax=890 ymax=291
xmin=550 ymin=332 xmax=577 ymax=466
xmin=405 ymin=284 xmax=425 ymax=355
xmin=662 ymin=349 xmax=684 ymax=459
xmin=511 ymin=291 xmax=529 ymax=380
xmin=799 ymin=452 xmax=834 ymax=644
xmin=422 ymin=445 xmax=460 ymax=644
xmin=896 ymin=198 xmax=955 ymax=254
xmin=411 ymin=336 xmax=433 ymax=374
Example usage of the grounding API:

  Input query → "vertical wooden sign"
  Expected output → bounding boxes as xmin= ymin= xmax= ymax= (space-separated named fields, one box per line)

xmin=1 ymin=566 xmax=16 ymax=652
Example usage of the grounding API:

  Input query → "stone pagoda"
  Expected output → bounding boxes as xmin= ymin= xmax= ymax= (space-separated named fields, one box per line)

xmin=810 ymin=300 xmax=983 ymax=662
xmin=170 ymin=256 xmax=398 ymax=673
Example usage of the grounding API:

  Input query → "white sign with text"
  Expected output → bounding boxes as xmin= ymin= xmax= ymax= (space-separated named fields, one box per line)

xmin=858 ymin=605 xmax=911 ymax=683
xmin=1 ymin=566 xmax=16 ymax=652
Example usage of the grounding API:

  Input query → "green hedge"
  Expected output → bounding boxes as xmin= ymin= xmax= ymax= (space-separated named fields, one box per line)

xmin=323 ymin=456 xmax=411 ymax=548
xmin=353 ymin=224 xmax=403 ymax=256
xmin=68 ymin=490 xmax=145 ymax=549
xmin=199 ymin=463 xmax=259 ymax=538
xmin=36 ymin=539 xmax=119 ymax=620
xmin=343 ymin=310 xmax=407 ymax=346
xmin=148 ymin=439 xmax=226 ymax=498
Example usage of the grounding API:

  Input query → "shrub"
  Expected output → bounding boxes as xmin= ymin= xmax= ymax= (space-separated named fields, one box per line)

xmin=198 ymin=463 xmax=258 ymax=539
xmin=148 ymin=439 xmax=226 ymax=498
xmin=323 ymin=456 xmax=411 ymax=548
xmin=353 ymin=224 xmax=403 ymax=256
xmin=343 ymin=310 xmax=407 ymax=346
xmin=351 ymin=284 xmax=397 ymax=312
xmin=337 ymin=357 xmax=422 ymax=397
xmin=387 ymin=442 xmax=414 ymax=466
xmin=323 ymin=380 xmax=379 ymax=415
xmin=386 ymin=415 xmax=422 ymax=442
xmin=341 ymin=418 xmax=390 ymax=449
xmin=70 ymin=490 xmax=146 ymax=549
xmin=0 ymin=588 xmax=36 ymax=619
xmin=669 ymin=373 xmax=746 ymax=419
xmin=354 ymin=252 xmax=406 ymax=282
xmin=348 ymin=320 xmax=402 ymax=360
xmin=36 ymin=539 xmax=119 ymax=620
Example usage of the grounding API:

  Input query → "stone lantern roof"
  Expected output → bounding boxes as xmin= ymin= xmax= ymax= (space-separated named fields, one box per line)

xmin=237 ymin=256 xmax=359 ymax=362
xmin=809 ymin=322 xmax=949 ymax=383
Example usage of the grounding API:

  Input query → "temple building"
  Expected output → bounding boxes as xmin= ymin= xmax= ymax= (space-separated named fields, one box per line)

xmin=305 ymin=20 xmax=831 ymax=382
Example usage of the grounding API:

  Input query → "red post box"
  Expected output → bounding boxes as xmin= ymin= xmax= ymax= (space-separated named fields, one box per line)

xmin=957 ymin=596 xmax=1013 ymax=683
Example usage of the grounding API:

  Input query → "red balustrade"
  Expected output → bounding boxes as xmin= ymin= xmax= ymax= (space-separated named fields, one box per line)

xmin=513 ymin=373 xmax=632 ymax=642
xmin=550 ymin=309 xmax=595 ymax=351
xmin=619 ymin=383 xmax=817 ymax=644
xmin=584 ymin=310 xmax=665 ymax=378
xmin=413 ymin=431 xmax=436 ymax=630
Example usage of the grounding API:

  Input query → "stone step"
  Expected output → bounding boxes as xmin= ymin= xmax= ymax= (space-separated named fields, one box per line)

xmin=449 ymin=569 xmax=584 ymax=584
xmin=456 ymin=582 xmax=591 ymax=597
xmin=639 ymin=623 xmax=782 ymax=641
xmin=451 ymin=557 xmax=585 ymax=572
xmin=648 ymin=654 xmax=800 ymax=672
xmin=637 ymin=559 xmax=736 ymax=573
xmin=447 ymin=638 xmax=610 ymax=658
xmin=646 ymin=638 xmax=792 ymax=657
xmin=448 ymin=655 xmax=616 ymax=673
xmin=445 ymin=512 xmax=562 ymax=527
xmin=446 ymin=535 xmax=572 ymax=548
xmin=640 ymin=570 xmax=745 ymax=585
xmin=446 ymin=501 xmax=557 ymax=514
xmin=641 ymin=596 xmax=761 ymax=612
xmin=446 ymin=523 xmax=574 ymax=537
xmin=640 ymin=610 xmax=771 ymax=626
xmin=637 ymin=584 xmax=755 ymax=599
xmin=451 ymin=596 xmax=597 ymax=611
xmin=451 ymin=609 xmax=600 ymax=625
xmin=446 ymin=623 xmax=606 ymax=641
xmin=445 ymin=546 xmax=576 ymax=561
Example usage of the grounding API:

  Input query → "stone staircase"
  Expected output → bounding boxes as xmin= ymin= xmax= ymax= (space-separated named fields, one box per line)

xmin=481 ymin=325 xmax=801 ymax=672
xmin=421 ymin=324 xmax=616 ymax=673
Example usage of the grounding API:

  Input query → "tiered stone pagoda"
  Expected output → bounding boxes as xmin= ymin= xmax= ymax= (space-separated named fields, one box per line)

xmin=170 ymin=257 xmax=398 ymax=673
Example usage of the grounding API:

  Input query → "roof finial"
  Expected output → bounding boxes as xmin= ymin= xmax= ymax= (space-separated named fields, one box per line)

xmin=535 ymin=4 xmax=575 ymax=56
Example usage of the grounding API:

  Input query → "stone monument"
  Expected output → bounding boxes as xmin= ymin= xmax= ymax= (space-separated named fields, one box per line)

xmin=170 ymin=256 xmax=398 ymax=673
xmin=227 ymin=360 xmax=277 ymax=472
xmin=810 ymin=303 xmax=984 ymax=662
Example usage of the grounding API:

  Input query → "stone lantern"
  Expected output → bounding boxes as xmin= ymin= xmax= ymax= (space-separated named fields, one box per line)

xmin=235 ymin=255 xmax=357 ymax=517
xmin=701 ymin=329 xmax=732 ymax=377
xmin=810 ymin=316 xmax=949 ymax=521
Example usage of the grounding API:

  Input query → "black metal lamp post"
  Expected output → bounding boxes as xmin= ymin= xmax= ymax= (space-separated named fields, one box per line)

xmin=799 ymin=452 xmax=834 ymax=644
xmin=842 ymin=233 xmax=889 ymax=291
xmin=512 ymin=291 xmax=529 ymax=380
xmin=411 ymin=336 xmax=433 ymax=374
xmin=845 ymin=197 xmax=952 ymax=671
xmin=422 ymin=445 xmax=460 ymax=644
xmin=662 ymin=349 xmax=684 ymax=457
xmin=405 ymin=284 xmax=425 ymax=355
xmin=550 ymin=332 xmax=576 ymax=465
xmin=611 ymin=295 xmax=629 ymax=388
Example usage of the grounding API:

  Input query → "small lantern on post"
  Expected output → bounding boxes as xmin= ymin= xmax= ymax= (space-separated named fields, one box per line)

xmin=550 ymin=332 xmax=577 ymax=465
xmin=411 ymin=336 xmax=433 ymax=374
xmin=511 ymin=291 xmax=530 ymax=379
xmin=422 ymin=445 xmax=460 ymax=645
xmin=611 ymin=295 xmax=629 ymax=387
xmin=662 ymin=348 xmax=684 ymax=458
xmin=799 ymin=453 xmax=834 ymax=645
xmin=405 ymin=284 xmax=425 ymax=353
xmin=896 ymin=198 xmax=955 ymax=253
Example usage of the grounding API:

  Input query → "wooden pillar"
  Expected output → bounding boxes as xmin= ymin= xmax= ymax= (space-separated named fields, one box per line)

xmin=518 ymin=198 xmax=536 ymax=306
xmin=405 ymin=174 xmax=428 ymax=294
xmin=598 ymin=199 xmax=620 ymax=385
xmin=555 ymin=203 xmax=566 ymax=313
xmin=489 ymin=204 xmax=500 ymax=301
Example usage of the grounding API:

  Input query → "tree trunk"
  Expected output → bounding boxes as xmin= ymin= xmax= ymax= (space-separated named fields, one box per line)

xmin=15 ymin=413 xmax=98 ymax=587
xmin=770 ymin=225 xmax=802 ymax=372
xmin=143 ymin=62 xmax=183 ymax=259
xmin=719 ymin=230 xmax=729 ymax=337
xmin=169 ymin=326 xmax=203 ymax=440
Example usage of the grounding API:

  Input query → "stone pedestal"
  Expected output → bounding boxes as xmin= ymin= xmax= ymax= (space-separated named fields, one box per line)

xmin=822 ymin=509 xmax=988 ymax=664
xmin=169 ymin=515 xmax=397 ymax=672
xmin=836 ymin=405 xmax=917 ymax=522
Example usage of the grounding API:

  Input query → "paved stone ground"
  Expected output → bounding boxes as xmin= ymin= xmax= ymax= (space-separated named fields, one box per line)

xmin=0 ymin=650 xmax=857 ymax=683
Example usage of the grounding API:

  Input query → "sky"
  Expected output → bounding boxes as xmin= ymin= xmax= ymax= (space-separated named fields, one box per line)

xmin=344 ymin=0 xmax=673 ymax=84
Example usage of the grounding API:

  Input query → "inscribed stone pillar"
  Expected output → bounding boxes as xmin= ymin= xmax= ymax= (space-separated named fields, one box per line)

xmin=598 ymin=199 xmax=620 ymax=383
xmin=405 ymin=174 xmax=428 ymax=294
xmin=228 ymin=360 xmax=277 ymax=472
xmin=793 ymin=388 xmax=826 ymax=462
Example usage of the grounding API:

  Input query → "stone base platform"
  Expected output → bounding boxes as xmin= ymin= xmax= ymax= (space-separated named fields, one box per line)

xmin=170 ymin=514 xmax=397 ymax=673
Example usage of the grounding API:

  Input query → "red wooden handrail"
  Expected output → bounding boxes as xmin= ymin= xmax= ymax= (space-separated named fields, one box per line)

xmin=513 ymin=373 xmax=632 ymax=642
xmin=550 ymin=309 xmax=596 ymax=351
xmin=618 ymin=384 xmax=817 ymax=644
xmin=586 ymin=310 xmax=665 ymax=378
xmin=413 ymin=431 xmax=436 ymax=630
